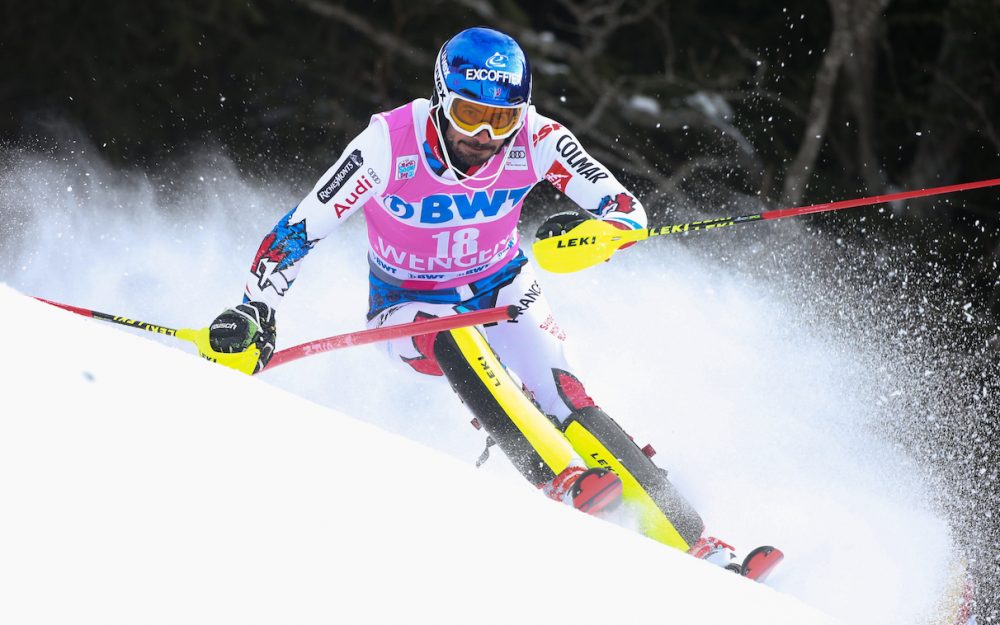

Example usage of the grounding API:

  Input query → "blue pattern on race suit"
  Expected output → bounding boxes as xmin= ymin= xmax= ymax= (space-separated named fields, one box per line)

xmin=243 ymin=207 xmax=315 ymax=303
xmin=423 ymin=140 xmax=448 ymax=176
xmin=266 ymin=208 xmax=315 ymax=272
xmin=367 ymin=250 xmax=528 ymax=319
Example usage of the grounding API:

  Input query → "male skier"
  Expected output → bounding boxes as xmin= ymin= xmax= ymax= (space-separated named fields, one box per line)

xmin=208 ymin=26 xmax=760 ymax=575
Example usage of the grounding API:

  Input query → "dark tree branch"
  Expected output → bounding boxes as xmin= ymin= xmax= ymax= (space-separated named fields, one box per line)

xmin=291 ymin=0 xmax=434 ymax=67
xmin=781 ymin=0 xmax=853 ymax=206
xmin=843 ymin=0 xmax=892 ymax=195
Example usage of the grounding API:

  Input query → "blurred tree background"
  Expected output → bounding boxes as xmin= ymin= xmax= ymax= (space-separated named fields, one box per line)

xmin=3 ymin=2 xmax=998 ymax=216
xmin=3 ymin=0 xmax=1000 ymax=615
xmin=3 ymin=2 xmax=998 ymax=224
xmin=4 ymin=0 xmax=999 ymax=308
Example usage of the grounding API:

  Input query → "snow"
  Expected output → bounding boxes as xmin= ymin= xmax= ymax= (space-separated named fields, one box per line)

xmin=0 ymin=151 xmax=972 ymax=624
xmin=0 ymin=286 xmax=835 ymax=624
xmin=628 ymin=94 xmax=661 ymax=116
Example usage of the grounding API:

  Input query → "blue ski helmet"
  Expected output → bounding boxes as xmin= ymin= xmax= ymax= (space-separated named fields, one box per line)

xmin=433 ymin=27 xmax=532 ymax=138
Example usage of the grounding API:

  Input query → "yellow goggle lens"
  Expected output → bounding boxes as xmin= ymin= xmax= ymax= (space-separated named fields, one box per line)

xmin=448 ymin=98 xmax=522 ymax=137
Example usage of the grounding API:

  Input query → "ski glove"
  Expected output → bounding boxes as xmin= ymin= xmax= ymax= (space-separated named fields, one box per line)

xmin=535 ymin=211 xmax=589 ymax=240
xmin=209 ymin=301 xmax=276 ymax=374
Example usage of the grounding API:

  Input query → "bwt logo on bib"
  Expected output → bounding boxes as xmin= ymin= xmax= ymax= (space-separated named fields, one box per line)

xmin=384 ymin=185 xmax=532 ymax=224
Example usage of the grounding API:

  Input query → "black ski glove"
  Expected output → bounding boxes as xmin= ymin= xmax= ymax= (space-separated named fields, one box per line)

xmin=535 ymin=211 xmax=590 ymax=240
xmin=209 ymin=301 xmax=276 ymax=374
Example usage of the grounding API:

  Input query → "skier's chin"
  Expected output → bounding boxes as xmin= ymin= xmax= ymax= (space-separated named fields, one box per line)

xmin=452 ymin=142 xmax=496 ymax=168
xmin=461 ymin=148 xmax=496 ymax=167
xmin=444 ymin=130 xmax=502 ymax=171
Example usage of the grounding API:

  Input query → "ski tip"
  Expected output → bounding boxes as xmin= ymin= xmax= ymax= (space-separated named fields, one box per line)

xmin=741 ymin=545 xmax=784 ymax=583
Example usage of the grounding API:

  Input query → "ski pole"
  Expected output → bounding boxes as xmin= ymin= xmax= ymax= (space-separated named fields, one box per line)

xmin=33 ymin=297 xmax=187 ymax=338
xmin=264 ymin=305 xmax=518 ymax=370
xmin=533 ymin=177 xmax=1000 ymax=273
xmin=34 ymin=296 xmax=518 ymax=373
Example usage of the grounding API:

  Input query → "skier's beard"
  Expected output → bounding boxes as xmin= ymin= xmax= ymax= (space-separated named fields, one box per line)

xmin=443 ymin=126 xmax=503 ymax=173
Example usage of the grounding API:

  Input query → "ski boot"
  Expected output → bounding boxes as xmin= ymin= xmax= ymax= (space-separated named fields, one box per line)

xmin=542 ymin=466 xmax=623 ymax=515
xmin=689 ymin=535 xmax=784 ymax=582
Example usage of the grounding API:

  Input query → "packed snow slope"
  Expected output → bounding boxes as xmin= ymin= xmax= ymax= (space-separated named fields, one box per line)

xmin=0 ymin=149 xmax=978 ymax=623
xmin=0 ymin=286 xmax=836 ymax=625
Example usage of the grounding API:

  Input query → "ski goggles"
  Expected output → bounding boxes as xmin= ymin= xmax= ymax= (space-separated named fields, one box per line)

xmin=442 ymin=93 xmax=527 ymax=140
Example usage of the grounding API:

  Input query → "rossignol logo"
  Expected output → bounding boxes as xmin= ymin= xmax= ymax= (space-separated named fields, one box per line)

xmin=555 ymin=135 xmax=609 ymax=183
xmin=317 ymin=149 xmax=363 ymax=203
xmin=486 ymin=52 xmax=508 ymax=69
xmin=465 ymin=68 xmax=521 ymax=85
xmin=383 ymin=185 xmax=532 ymax=224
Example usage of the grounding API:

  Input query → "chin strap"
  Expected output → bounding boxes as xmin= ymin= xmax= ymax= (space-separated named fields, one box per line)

xmin=427 ymin=101 xmax=518 ymax=192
